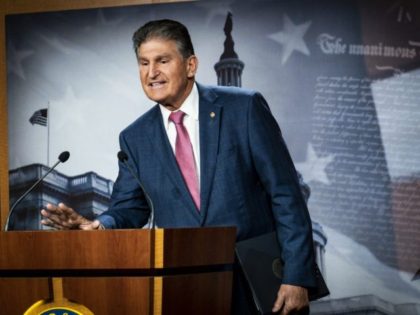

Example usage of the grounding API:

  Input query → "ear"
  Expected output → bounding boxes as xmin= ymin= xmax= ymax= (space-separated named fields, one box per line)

xmin=186 ymin=55 xmax=198 ymax=78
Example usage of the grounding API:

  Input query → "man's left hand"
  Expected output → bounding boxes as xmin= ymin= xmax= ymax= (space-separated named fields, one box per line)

xmin=272 ymin=284 xmax=309 ymax=314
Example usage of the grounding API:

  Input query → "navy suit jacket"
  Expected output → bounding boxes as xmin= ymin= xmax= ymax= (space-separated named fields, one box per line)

xmin=99 ymin=83 xmax=316 ymax=287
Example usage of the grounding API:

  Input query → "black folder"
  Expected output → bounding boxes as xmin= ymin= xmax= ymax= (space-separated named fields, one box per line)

xmin=413 ymin=268 xmax=420 ymax=281
xmin=235 ymin=232 xmax=329 ymax=315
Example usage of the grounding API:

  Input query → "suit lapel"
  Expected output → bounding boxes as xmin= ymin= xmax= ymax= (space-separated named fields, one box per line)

xmin=198 ymin=84 xmax=222 ymax=224
xmin=144 ymin=106 xmax=201 ymax=223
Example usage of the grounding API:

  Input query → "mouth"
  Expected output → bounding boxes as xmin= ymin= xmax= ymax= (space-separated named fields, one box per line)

xmin=148 ymin=81 xmax=166 ymax=89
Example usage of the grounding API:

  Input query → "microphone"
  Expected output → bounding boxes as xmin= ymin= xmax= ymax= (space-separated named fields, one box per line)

xmin=4 ymin=151 xmax=71 ymax=231
xmin=117 ymin=150 xmax=155 ymax=229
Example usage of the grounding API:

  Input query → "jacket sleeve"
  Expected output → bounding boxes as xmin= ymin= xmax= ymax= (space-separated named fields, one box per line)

xmin=97 ymin=132 xmax=151 ymax=229
xmin=247 ymin=92 xmax=317 ymax=288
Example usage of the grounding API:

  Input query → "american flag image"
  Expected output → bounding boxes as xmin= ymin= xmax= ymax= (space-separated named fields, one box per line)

xmin=29 ymin=108 xmax=48 ymax=126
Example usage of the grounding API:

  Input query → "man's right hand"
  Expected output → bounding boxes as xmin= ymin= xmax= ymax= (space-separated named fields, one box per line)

xmin=41 ymin=203 xmax=102 ymax=230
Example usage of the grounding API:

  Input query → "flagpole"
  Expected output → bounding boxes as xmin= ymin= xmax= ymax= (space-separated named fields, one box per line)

xmin=47 ymin=101 xmax=50 ymax=166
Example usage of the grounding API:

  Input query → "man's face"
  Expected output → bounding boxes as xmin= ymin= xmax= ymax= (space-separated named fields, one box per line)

xmin=137 ymin=38 xmax=198 ymax=111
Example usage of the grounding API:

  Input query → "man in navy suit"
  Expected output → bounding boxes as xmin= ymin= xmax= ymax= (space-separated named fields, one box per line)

xmin=42 ymin=19 xmax=316 ymax=314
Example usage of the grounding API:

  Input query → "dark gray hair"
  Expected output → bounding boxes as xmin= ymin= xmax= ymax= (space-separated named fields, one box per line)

xmin=132 ymin=19 xmax=195 ymax=59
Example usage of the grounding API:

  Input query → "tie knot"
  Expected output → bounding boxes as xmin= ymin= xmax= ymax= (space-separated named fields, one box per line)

xmin=169 ymin=111 xmax=186 ymax=125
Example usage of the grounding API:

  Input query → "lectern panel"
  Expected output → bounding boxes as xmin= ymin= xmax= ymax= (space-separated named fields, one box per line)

xmin=65 ymin=277 xmax=151 ymax=314
xmin=0 ymin=278 xmax=49 ymax=315
xmin=161 ymin=271 xmax=233 ymax=315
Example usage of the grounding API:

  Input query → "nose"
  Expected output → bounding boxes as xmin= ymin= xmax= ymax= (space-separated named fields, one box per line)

xmin=148 ymin=63 xmax=160 ymax=79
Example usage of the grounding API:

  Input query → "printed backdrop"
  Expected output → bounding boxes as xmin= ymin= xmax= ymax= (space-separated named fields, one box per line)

xmin=7 ymin=0 xmax=420 ymax=311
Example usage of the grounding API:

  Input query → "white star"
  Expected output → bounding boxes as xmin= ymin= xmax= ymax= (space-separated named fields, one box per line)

xmin=99 ymin=74 xmax=139 ymax=104
xmin=194 ymin=0 xmax=234 ymax=25
xmin=295 ymin=143 xmax=334 ymax=185
xmin=96 ymin=9 xmax=123 ymax=27
xmin=268 ymin=14 xmax=312 ymax=65
xmin=50 ymin=86 xmax=91 ymax=129
xmin=7 ymin=42 xmax=34 ymax=80
xmin=84 ymin=9 xmax=123 ymax=32
xmin=38 ymin=34 xmax=80 ymax=55
xmin=387 ymin=2 xmax=412 ymax=23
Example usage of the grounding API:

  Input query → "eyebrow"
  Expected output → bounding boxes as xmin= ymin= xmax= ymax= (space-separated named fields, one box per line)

xmin=138 ymin=53 xmax=172 ymax=62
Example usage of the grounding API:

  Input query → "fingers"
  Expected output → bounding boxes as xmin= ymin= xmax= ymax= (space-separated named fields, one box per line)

xmin=41 ymin=205 xmax=66 ymax=229
xmin=41 ymin=203 xmax=87 ymax=230
xmin=40 ymin=216 xmax=62 ymax=230
xmin=41 ymin=204 xmax=64 ymax=225
xmin=273 ymin=285 xmax=309 ymax=315
xmin=41 ymin=210 xmax=73 ymax=229
xmin=59 ymin=204 xmax=80 ymax=220
xmin=44 ymin=202 xmax=67 ymax=213
xmin=80 ymin=219 xmax=102 ymax=231
xmin=272 ymin=288 xmax=285 ymax=313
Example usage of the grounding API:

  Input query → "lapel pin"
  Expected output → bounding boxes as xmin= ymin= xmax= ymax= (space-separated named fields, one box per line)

xmin=210 ymin=112 xmax=216 ymax=118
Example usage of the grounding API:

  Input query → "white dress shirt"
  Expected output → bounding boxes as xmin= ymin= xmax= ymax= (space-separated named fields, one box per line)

xmin=159 ymin=83 xmax=201 ymax=185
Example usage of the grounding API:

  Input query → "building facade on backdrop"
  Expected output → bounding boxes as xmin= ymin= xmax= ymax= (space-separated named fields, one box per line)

xmin=8 ymin=164 xmax=112 ymax=230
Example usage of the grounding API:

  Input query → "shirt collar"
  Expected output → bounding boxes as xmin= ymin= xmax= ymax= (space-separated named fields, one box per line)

xmin=160 ymin=83 xmax=199 ymax=130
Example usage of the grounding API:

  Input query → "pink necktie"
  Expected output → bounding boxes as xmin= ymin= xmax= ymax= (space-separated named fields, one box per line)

xmin=169 ymin=111 xmax=200 ymax=210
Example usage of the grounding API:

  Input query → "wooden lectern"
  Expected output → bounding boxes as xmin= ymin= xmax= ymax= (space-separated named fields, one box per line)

xmin=0 ymin=227 xmax=236 ymax=314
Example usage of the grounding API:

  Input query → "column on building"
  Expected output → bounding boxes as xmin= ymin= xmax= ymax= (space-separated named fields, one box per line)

xmin=214 ymin=12 xmax=244 ymax=87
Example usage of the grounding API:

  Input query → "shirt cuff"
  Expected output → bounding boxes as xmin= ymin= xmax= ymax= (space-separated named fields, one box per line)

xmin=96 ymin=215 xmax=116 ymax=229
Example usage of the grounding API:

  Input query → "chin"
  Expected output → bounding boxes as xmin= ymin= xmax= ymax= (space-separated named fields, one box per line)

xmin=145 ymin=92 xmax=167 ymax=104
